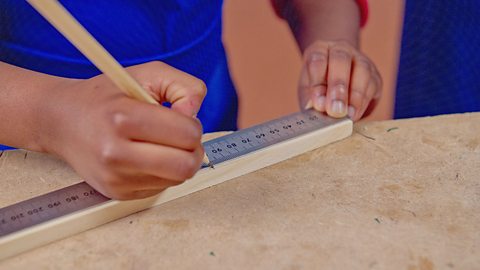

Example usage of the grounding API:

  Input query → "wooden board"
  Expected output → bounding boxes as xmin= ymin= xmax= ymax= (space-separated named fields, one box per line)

xmin=0 ymin=119 xmax=352 ymax=260
xmin=0 ymin=113 xmax=479 ymax=269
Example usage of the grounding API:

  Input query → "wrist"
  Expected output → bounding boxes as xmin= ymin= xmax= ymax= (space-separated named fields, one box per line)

xmin=34 ymin=77 xmax=77 ymax=155
xmin=280 ymin=0 xmax=361 ymax=52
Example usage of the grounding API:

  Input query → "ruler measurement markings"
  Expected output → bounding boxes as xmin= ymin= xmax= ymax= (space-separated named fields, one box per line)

xmin=225 ymin=139 xmax=238 ymax=153
xmin=270 ymin=123 xmax=283 ymax=138
xmin=221 ymin=142 xmax=233 ymax=155
xmin=246 ymin=131 xmax=259 ymax=147
xmin=267 ymin=125 xmax=279 ymax=141
xmin=239 ymin=134 xmax=255 ymax=152
xmin=24 ymin=201 xmax=39 ymax=225
xmin=235 ymin=135 xmax=247 ymax=151
xmin=0 ymin=110 xmax=348 ymax=238
xmin=224 ymin=136 xmax=240 ymax=154
xmin=204 ymin=145 xmax=220 ymax=162
xmin=268 ymin=119 xmax=282 ymax=139
xmin=0 ymin=183 xmax=109 ymax=236
xmin=256 ymin=127 xmax=269 ymax=143
xmin=225 ymin=138 xmax=240 ymax=153
xmin=295 ymin=115 xmax=308 ymax=130
xmin=211 ymin=142 xmax=226 ymax=158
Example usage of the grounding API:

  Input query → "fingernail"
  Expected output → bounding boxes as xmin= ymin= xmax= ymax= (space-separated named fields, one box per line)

xmin=304 ymin=100 xmax=314 ymax=110
xmin=331 ymin=100 xmax=347 ymax=117
xmin=310 ymin=52 xmax=325 ymax=62
xmin=314 ymin=96 xmax=326 ymax=111
xmin=348 ymin=106 xmax=355 ymax=119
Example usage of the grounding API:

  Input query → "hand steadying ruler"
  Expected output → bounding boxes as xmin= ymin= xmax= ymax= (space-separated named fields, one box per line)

xmin=0 ymin=110 xmax=352 ymax=260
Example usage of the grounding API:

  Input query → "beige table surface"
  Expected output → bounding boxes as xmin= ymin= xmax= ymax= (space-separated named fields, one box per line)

xmin=0 ymin=113 xmax=479 ymax=269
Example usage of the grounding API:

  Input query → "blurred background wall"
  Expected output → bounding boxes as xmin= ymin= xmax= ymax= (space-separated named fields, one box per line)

xmin=223 ymin=0 xmax=405 ymax=128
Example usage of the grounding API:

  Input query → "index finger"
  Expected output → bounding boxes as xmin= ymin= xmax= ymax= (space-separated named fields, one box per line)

xmin=127 ymin=61 xmax=207 ymax=117
xmin=111 ymin=99 xmax=203 ymax=151
xmin=326 ymin=43 xmax=353 ymax=118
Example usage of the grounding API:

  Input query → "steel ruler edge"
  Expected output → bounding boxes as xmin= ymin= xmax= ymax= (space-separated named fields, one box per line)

xmin=0 ymin=112 xmax=352 ymax=260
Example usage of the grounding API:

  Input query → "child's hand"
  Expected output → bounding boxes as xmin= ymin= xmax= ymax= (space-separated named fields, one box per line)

xmin=41 ymin=62 xmax=206 ymax=200
xmin=298 ymin=40 xmax=382 ymax=121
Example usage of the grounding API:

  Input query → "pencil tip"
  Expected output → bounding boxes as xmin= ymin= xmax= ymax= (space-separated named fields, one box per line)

xmin=304 ymin=100 xmax=314 ymax=110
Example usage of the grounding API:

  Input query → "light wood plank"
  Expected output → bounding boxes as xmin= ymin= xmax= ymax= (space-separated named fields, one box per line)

xmin=0 ymin=119 xmax=352 ymax=260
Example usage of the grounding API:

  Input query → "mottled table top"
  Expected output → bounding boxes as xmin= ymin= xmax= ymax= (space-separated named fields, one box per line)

xmin=1 ymin=113 xmax=479 ymax=269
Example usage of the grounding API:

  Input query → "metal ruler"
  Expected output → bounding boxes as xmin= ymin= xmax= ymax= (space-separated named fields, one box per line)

xmin=0 ymin=110 xmax=346 ymax=238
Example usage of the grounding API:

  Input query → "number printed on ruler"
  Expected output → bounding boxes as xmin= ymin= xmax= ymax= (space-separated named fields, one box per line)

xmin=0 ymin=109 xmax=344 ymax=238
xmin=0 ymin=182 xmax=109 ymax=237
xmin=203 ymin=110 xmax=338 ymax=166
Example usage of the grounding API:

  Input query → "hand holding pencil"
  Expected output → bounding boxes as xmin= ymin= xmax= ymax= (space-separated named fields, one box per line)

xmin=27 ymin=0 xmax=209 ymax=200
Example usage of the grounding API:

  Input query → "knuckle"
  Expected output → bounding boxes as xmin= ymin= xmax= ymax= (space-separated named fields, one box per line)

xmin=305 ymin=41 xmax=329 ymax=55
xmin=108 ymin=110 xmax=131 ymax=133
xmin=331 ymin=80 xmax=348 ymax=91
xmin=330 ymin=49 xmax=351 ymax=60
xmin=333 ymin=40 xmax=353 ymax=49
xmin=98 ymin=141 xmax=122 ymax=166
xmin=329 ymin=81 xmax=349 ymax=99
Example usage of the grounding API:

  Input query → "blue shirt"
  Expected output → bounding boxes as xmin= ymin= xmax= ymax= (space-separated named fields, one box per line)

xmin=0 ymin=0 xmax=238 ymax=150
xmin=395 ymin=0 xmax=480 ymax=118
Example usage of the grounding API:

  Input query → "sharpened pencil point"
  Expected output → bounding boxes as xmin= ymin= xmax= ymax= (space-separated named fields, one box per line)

xmin=304 ymin=100 xmax=313 ymax=110
xmin=203 ymin=154 xmax=213 ymax=168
